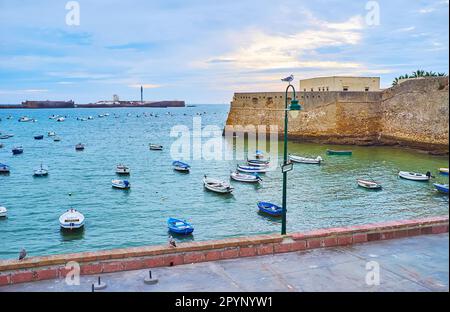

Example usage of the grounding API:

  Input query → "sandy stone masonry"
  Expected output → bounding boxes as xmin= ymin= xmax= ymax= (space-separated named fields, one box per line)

xmin=0 ymin=215 xmax=447 ymax=286
xmin=227 ymin=77 xmax=449 ymax=154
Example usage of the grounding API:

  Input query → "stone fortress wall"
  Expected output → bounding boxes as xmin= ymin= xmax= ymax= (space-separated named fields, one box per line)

xmin=225 ymin=77 xmax=449 ymax=154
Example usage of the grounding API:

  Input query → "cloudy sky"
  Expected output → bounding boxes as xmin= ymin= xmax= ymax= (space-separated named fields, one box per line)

xmin=0 ymin=0 xmax=448 ymax=104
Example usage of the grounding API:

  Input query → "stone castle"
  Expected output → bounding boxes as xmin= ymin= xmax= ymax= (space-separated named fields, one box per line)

xmin=225 ymin=76 xmax=449 ymax=154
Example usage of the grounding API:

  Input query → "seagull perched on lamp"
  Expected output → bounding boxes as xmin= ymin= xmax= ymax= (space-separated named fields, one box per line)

xmin=281 ymin=74 xmax=294 ymax=84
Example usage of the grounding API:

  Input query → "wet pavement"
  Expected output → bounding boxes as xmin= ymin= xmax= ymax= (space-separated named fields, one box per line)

xmin=1 ymin=233 xmax=448 ymax=292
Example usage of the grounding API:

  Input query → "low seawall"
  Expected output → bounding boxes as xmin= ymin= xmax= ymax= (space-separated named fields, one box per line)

xmin=226 ymin=77 xmax=449 ymax=154
xmin=0 ymin=215 xmax=447 ymax=286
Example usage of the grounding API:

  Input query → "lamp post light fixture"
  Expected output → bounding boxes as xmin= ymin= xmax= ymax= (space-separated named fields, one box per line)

xmin=281 ymin=77 xmax=302 ymax=235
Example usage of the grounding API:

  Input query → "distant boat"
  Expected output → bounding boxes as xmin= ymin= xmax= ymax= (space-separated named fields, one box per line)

xmin=203 ymin=176 xmax=233 ymax=194
xmin=53 ymin=136 xmax=61 ymax=142
xmin=327 ymin=149 xmax=352 ymax=155
xmin=0 ymin=143 xmax=3 ymax=149
xmin=230 ymin=171 xmax=262 ymax=183
xmin=0 ymin=206 xmax=7 ymax=218
xmin=59 ymin=209 xmax=85 ymax=230
xmin=75 ymin=143 xmax=85 ymax=151
xmin=289 ymin=155 xmax=323 ymax=164
xmin=237 ymin=165 xmax=269 ymax=173
xmin=247 ymin=158 xmax=270 ymax=166
xmin=12 ymin=146 xmax=23 ymax=155
xmin=434 ymin=183 xmax=449 ymax=194
xmin=0 ymin=134 xmax=14 ymax=139
xmin=398 ymin=171 xmax=431 ymax=181
xmin=48 ymin=131 xmax=56 ymax=137
xmin=33 ymin=164 xmax=49 ymax=177
xmin=34 ymin=135 xmax=44 ymax=140
xmin=257 ymin=202 xmax=282 ymax=217
xmin=254 ymin=150 xmax=267 ymax=159
xmin=56 ymin=117 xmax=65 ymax=122
xmin=112 ymin=179 xmax=131 ymax=189
xmin=439 ymin=168 xmax=449 ymax=176
xmin=87 ymin=116 xmax=94 ymax=120
xmin=172 ymin=161 xmax=190 ymax=172
xmin=0 ymin=163 xmax=10 ymax=173
xmin=167 ymin=218 xmax=194 ymax=235
xmin=18 ymin=116 xmax=32 ymax=122
xmin=357 ymin=179 xmax=382 ymax=190
xmin=116 ymin=164 xmax=130 ymax=175
xmin=149 ymin=144 xmax=163 ymax=151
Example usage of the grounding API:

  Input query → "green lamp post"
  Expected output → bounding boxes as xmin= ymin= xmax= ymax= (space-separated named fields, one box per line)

xmin=281 ymin=79 xmax=302 ymax=235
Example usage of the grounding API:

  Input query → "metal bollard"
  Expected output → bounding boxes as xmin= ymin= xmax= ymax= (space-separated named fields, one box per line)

xmin=93 ymin=276 xmax=107 ymax=290
xmin=144 ymin=270 xmax=159 ymax=285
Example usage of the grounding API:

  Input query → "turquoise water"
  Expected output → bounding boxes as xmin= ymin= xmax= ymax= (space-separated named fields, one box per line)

xmin=0 ymin=105 xmax=448 ymax=260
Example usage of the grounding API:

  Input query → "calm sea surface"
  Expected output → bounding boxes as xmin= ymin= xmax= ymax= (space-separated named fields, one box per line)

xmin=0 ymin=105 xmax=448 ymax=259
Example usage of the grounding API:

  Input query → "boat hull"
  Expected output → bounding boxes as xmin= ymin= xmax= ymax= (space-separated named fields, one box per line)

xmin=434 ymin=183 xmax=449 ymax=194
xmin=289 ymin=155 xmax=322 ymax=164
xmin=357 ymin=179 xmax=382 ymax=190
xmin=399 ymin=171 xmax=430 ymax=181
xmin=257 ymin=202 xmax=282 ymax=217
xmin=326 ymin=150 xmax=352 ymax=155
xmin=439 ymin=168 xmax=449 ymax=176
xmin=237 ymin=165 xmax=268 ymax=173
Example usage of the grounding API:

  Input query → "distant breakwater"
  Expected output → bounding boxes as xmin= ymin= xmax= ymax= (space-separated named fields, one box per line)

xmin=0 ymin=100 xmax=185 ymax=109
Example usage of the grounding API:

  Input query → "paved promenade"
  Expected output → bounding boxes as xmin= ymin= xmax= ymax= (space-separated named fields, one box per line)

xmin=1 ymin=233 xmax=448 ymax=292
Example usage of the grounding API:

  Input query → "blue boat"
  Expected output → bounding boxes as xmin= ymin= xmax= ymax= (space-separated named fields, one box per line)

xmin=172 ymin=161 xmax=191 ymax=172
xmin=257 ymin=202 xmax=283 ymax=217
xmin=434 ymin=183 xmax=449 ymax=194
xmin=167 ymin=218 xmax=194 ymax=235
xmin=34 ymin=135 xmax=44 ymax=140
xmin=12 ymin=147 xmax=23 ymax=155
xmin=0 ymin=163 xmax=10 ymax=173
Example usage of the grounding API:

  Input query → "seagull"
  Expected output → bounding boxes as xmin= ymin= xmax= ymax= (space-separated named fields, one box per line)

xmin=169 ymin=236 xmax=177 ymax=248
xmin=281 ymin=74 xmax=294 ymax=83
xmin=19 ymin=248 xmax=27 ymax=261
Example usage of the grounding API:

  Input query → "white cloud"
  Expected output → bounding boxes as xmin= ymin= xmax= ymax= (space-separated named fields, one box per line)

xmin=128 ymin=84 xmax=162 ymax=89
xmin=418 ymin=8 xmax=435 ymax=13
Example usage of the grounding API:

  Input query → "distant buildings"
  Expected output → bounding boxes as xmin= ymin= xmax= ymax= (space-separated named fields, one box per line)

xmin=299 ymin=76 xmax=380 ymax=92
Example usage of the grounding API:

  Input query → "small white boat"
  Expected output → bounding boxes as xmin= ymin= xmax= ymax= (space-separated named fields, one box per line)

xmin=0 ymin=163 xmax=10 ymax=173
xmin=398 ymin=171 xmax=431 ymax=181
xmin=75 ymin=143 xmax=85 ymax=151
xmin=237 ymin=165 xmax=269 ymax=173
xmin=149 ymin=144 xmax=163 ymax=150
xmin=289 ymin=155 xmax=323 ymax=164
xmin=48 ymin=131 xmax=56 ymax=137
xmin=59 ymin=209 xmax=85 ymax=229
xmin=116 ymin=164 xmax=130 ymax=175
xmin=357 ymin=179 xmax=382 ymax=190
xmin=56 ymin=117 xmax=65 ymax=122
xmin=172 ymin=161 xmax=190 ymax=172
xmin=0 ymin=206 xmax=7 ymax=218
xmin=203 ymin=176 xmax=234 ymax=194
xmin=18 ymin=116 xmax=32 ymax=122
xmin=88 ymin=116 xmax=94 ymax=120
xmin=112 ymin=179 xmax=131 ymax=189
xmin=33 ymin=164 xmax=49 ymax=177
xmin=230 ymin=171 xmax=262 ymax=183
xmin=439 ymin=168 xmax=449 ymax=175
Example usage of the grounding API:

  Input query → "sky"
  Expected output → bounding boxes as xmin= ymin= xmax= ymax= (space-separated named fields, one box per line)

xmin=0 ymin=0 xmax=448 ymax=104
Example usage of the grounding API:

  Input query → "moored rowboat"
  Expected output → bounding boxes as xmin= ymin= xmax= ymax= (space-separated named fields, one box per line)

xmin=167 ymin=218 xmax=194 ymax=235
xmin=357 ymin=179 xmax=382 ymax=190
xmin=237 ymin=165 xmax=269 ymax=173
xmin=289 ymin=155 xmax=323 ymax=164
xmin=112 ymin=179 xmax=131 ymax=189
xmin=398 ymin=171 xmax=431 ymax=181
xmin=439 ymin=168 xmax=449 ymax=176
xmin=0 ymin=206 xmax=7 ymax=218
xmin=149 ymin=144 xmax=163 ymax=150
xmin=230 ymin=171 xmax=262 ymax=183
xmin=326 ymin=149 xmax=352 ymax=155
xmin=0 ymin=163 xmax=10 ymax=173
xmin=59 ymin=209 xmax=85 ymax=229
xmin=203 ymin=176 xmax=233 ymax=194
xmin=433 ymin=183 xmax=449 ymax=194
xmin=116 ymin=164 xmax=130 ymax=175
xmin=257 ymin=202 xmax=282 ymax=217
xmin=172 ymin=161 xmax=190 ymax=172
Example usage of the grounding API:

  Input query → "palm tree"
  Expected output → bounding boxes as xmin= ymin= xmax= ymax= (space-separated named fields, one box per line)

xmin=392 ymin=70 xmax=447 ymax=86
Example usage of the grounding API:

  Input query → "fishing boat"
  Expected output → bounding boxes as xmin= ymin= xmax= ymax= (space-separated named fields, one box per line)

xmin=230 ymin=171 xmax=262 ymax=183
xmin=326 ymin=149 xmax=353 ymax=155
xmin=53 ymin=136 xmax=61 ymax=142
xmin=0 ymin=163 xmax=9 ymax=173
xmin=34 ymin=135 xmax=44 ymax=140
xmin=75 ymin=143 xmax=85 ymax=151
xmin=0 ymin=206 xmax=7 ymax=218
xmin=172 ymin=161 xmax=190 ymax=172
xmin=434 ymin=183 xmax=449 ymax=194
xmin=59 ymin=209 xmax=85 ymax=230
xmin=88 ymin=116 xmax=94 ymax=120
xmin=56 ymin=117 xmax=65 ymax=122
xmin=237 ymin=165 xmax=269 ymax=173
xmin=48 ymin=131 xmax=56 ymax=137
xmin=439 ymin=168 xmax=449 ymax=176
xmin=289 ymin=155 xmax=323 ymax=164
xmin=203 ymin=176 xmax=234 ymax=194
xmin=112 ymin=179 xmax=131 ymax=189
xmin=0 ymin=134 xmax=14 ymax=139
xmin=398 ymin=171 xmax=431 ymax=181
xmin=149 ymin=144 xmax=163 ymax=150
xmin=356 ymin=179 xmax=382 ymax=190
xmin=12 ymin=146 xmax=23 ymax=155
xmin=18 ymin=116 xmax=32 ymax=122
xmin=116 ymin=164 xmax=130 ymax=175
xmin=167 ymin=218 xmax=194 ymax=235
xmin=257 ymin=202 xmax=282 ymax=217
xmin=33 ymin=164 xmax=49 ymax=177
